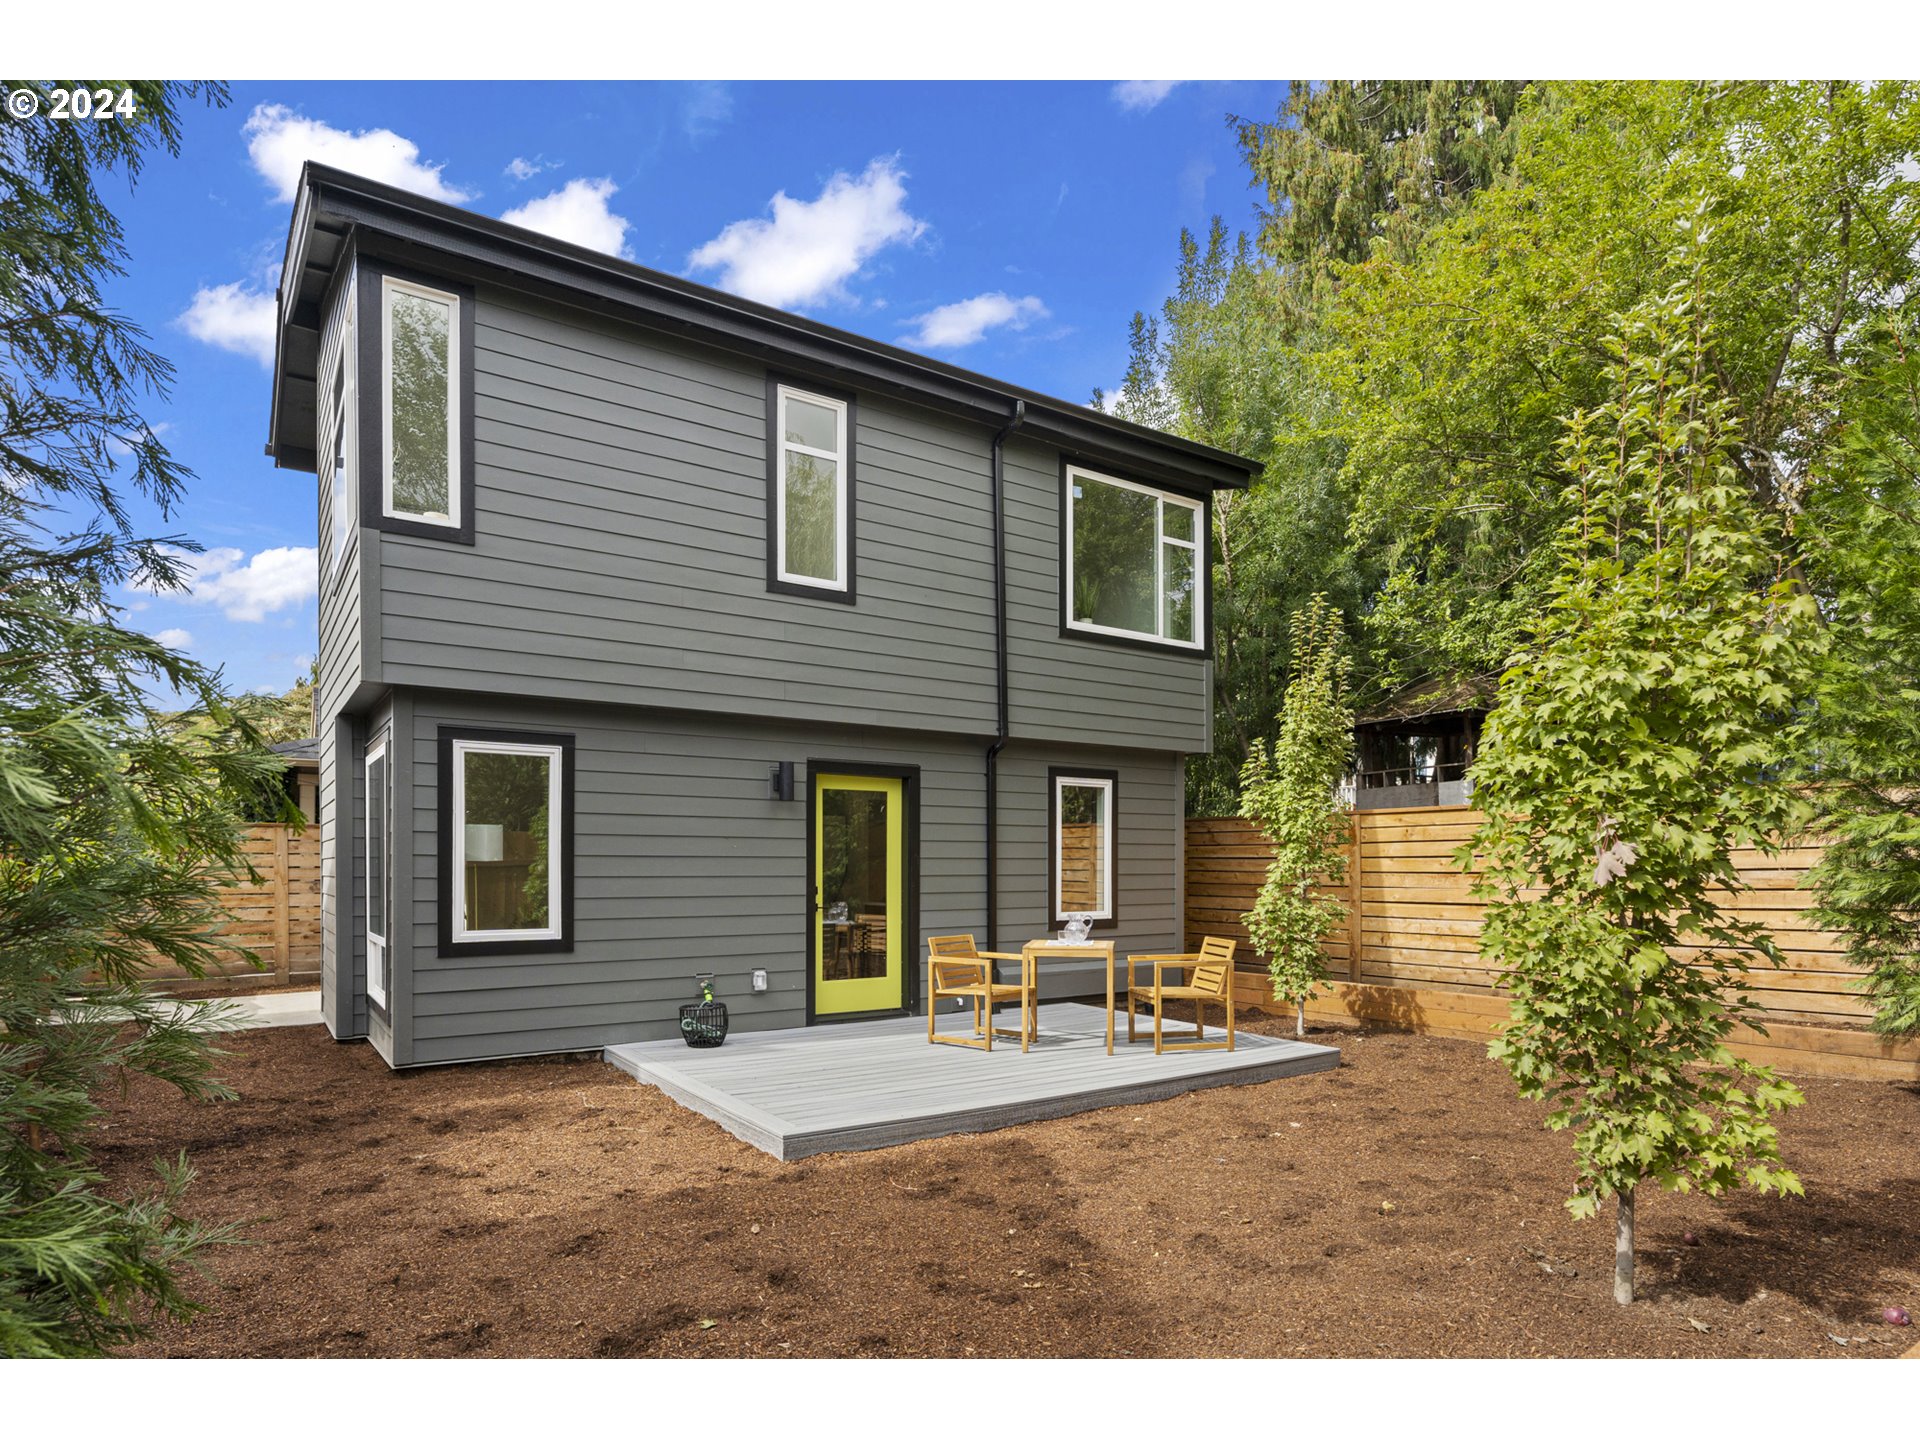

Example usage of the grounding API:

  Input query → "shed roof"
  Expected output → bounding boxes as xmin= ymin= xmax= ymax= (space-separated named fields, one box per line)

xmin=268 ymin=737 xmax=320 ymax=764
xmin=265 ymin=163 xmax=1261 ymax=497
xmin=1355 ymin=675 xmax=1499 ymax=728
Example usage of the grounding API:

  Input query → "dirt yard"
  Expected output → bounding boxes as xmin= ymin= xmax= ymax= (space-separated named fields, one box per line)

xmin=98 ymin=1008 xmax=1918 ymax=1358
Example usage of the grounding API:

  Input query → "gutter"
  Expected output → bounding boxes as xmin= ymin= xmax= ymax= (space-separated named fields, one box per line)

xmin=984 ymin=400 xmax=1026 ymax=952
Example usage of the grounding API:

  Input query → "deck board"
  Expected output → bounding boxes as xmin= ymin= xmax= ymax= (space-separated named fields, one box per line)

xmin=604 ymin=1002 xmax=1340 ymax=1159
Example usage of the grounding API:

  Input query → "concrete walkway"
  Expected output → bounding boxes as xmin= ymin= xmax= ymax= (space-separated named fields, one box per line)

xmin=161 ymin=990 xmax=325 ymax=1029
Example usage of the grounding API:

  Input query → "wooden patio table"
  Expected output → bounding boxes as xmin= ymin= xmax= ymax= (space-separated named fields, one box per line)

xmin=1012 ymin=940 xmax=1120 ymax=1054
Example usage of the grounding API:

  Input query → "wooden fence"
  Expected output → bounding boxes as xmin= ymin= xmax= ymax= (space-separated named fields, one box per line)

xmin=142 ymin=823 xmax=322 ymax=989
xmin=1187 ymin=806 xmax=1920 ymax=1082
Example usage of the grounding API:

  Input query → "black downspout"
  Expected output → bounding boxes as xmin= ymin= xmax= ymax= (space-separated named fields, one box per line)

xmin=985 ymin=400 xmax=1026 ymax=952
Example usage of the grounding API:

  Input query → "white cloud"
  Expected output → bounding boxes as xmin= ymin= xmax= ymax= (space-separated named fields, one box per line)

xmin=687 ymin=156 xmax=927 ymax=309
xmin=682 ymin=82 xmax=733 ymax=142
xmin=243 ymin=103 xmax=471 ymax=204
xmin=500 ymin=177 xmax=632 ymax=258
xmin=505 ymin=155 xmax=558 ymax=182
xmin=902 ymin=292 xmax=1049 ymax=349
xmin=152 ymin=628 xmax=194 ymax=651
xmin=179 ymin=283 xmax=276 ymax=366
xmin=152 ymin=546 xmax=318 ymax=623
xmin=1113 ymin=81 xmax=1182 ymax=111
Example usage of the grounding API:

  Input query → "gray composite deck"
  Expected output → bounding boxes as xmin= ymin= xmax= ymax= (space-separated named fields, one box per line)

xmin=603 ymin=1001 xmax=1341 ymax=1159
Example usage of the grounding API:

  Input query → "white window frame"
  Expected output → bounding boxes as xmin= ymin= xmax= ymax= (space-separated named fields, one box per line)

xmin=364 ymin=736 xmax=388 ymax=1009
xmin=1063 ymin=464 xmax=1205 ymax=649
xmin=450 ymin=737 xmax=564 ymax=946
xmin=1052 ymin=772 xmax=1115 ymax=923
xmin=324 ymin=311 xmax=355 ymax=591
xmin=381 ymin=275 xmax=461 ymax=529
xmin=773 ymin=383 xmax=849 ymax=592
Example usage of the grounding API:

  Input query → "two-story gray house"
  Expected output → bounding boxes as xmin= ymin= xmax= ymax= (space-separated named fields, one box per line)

xmin=266 ymin=163 xmax=1257 ymax=1068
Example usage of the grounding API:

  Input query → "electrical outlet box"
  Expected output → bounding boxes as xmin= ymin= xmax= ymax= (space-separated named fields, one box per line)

xmin=751 ymin=969 xmax=769 ymax=993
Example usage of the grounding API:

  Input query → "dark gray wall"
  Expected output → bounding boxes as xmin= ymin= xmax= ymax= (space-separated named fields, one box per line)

xmin=315 ymin=265 xmax=364 ymax=1041
xmin=392 ymin=692 xmax=1184 ymax=1066
xmin=368 ymin=285 xmax=1209 ymax=752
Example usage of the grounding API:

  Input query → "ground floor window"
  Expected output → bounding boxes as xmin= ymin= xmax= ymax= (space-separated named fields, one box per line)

xmin=1049 ymin=768 xmax=1117 ymax=928
xmin=438 ymin=728 xmax=574 ymax=955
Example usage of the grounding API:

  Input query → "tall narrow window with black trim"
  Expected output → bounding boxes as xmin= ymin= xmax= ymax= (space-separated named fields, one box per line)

xmin=383 ymin=276 xmax=460 ymax=528
xmin=1049 ymin=768 xmax=1118 ymax=928
xmin=365 ymin=736 xmax=389 ymax=1008
xmin=769 ymin=382 xmax=852 ymax=598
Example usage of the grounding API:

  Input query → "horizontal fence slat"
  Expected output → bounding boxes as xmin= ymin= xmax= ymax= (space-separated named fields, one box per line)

xmin=1191 ymin=807 xmax=1898 ymax=1073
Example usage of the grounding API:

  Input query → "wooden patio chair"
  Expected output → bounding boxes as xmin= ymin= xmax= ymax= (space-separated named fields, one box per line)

xmin=926 ymin=934 xmax=1035 ymax=1053
xmin=1123 ymin=936 xmax=1238 ymax=1053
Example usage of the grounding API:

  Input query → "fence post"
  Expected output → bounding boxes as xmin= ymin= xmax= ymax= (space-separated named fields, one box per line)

xmin=1346 ymin=810 xmax=1363 ymax=982
xmin=272 ymin=824 xmax=292 ymax=984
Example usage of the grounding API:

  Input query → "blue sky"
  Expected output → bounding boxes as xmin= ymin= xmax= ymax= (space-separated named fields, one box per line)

xmin=104 ymin=79 xmax=1287 ymax=698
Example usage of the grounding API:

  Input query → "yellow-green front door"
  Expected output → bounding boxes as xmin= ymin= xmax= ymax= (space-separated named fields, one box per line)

xmin=814 ymin=772 xmax=905 ymax=1016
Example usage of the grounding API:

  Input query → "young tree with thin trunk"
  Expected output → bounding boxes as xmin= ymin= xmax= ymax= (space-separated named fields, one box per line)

xmin=1466 ymin=240 xmax=1819 ymax=1304
xmin=1239 ymin=596 xmax=1353 ymax=1035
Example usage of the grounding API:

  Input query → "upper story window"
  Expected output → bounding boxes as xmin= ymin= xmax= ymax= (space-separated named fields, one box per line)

xmin=322 ymin=320 xmax=353 ymax=586
xmin=1064 ymin=465 xmax=1204 ymax=649
xmin=382 ymin=276 xmax=461 ymax=528
xmin=767 ymin=380 xmax=855 ymax=602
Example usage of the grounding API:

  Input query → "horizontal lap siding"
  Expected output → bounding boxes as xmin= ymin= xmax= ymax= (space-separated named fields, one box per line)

xmin=1002 ymin=440 xmax=1209 ymax=752
xmin=994 ymin=746 xmax=1184 ymax=997
xmin=404 ymin=697 xmax=989 ymax=1064
xmin=377 ymin=293 xmax=997 ymax=736
xmin=316 ymin=265 xmax=365 ymax=1038
xmin=395 ymin=698 xmax=1188 ymax=1065
xmin=1187 ymin=809 xmax=1878 ymax=1029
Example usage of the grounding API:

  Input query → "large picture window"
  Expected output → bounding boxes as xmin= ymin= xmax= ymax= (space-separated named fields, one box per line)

xmin=1049 ymin=768 xmax=1117 ymax=928
xmin=1064 ymin=465 xmax=1203 ymax=648
xmin=768 ymin=380 xmax=854 ymax=599
xmin=382 ymin=276 xmax=461 ymax=528
xmin=439 ymin=729 xmax=573 ymax=955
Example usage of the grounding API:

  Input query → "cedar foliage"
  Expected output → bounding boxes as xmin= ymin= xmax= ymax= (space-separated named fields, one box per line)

xmin=0 ymin=79 xmax=290 ymax=1357
xmin=1464 ymin=247 xmax=1820 ymax=1302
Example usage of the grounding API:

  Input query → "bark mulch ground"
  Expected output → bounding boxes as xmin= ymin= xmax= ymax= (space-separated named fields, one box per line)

xmin=99 ymin=1008 xmax=1919 ymax=1358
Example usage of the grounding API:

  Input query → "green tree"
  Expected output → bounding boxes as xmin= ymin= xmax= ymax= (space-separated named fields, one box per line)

xmin=1321 ymin=81 xmax=1920 ymax=684
xmin=0 ymin=80 xmax=282 ymax=1357
xmin=1466 ymin=258 xmax=1820 ymax=1305
xmin=1801 ymin=310 xmax=1920 ymax=1034
xmin=1238 ymin=595 xmax=1353 ymax=1034
xmin=1236 ymin=79 xmax=1530 ymax=324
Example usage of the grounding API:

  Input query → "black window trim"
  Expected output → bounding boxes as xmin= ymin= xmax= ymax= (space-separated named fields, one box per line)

xmin=1056 ymin=454 xmax=1213 ymax=659
xmin=1046 ymin=765 xmax=1120 ymax=932
xmin=357 ymin=259 xmax=477 ymax=547
xmin=436 ymin=725 xmax=575 ymax=958
xmin=765 ymin=371 xmax=859 ymax=605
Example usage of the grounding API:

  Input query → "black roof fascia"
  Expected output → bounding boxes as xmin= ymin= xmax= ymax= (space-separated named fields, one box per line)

xmin=266 ymin=163 xmax=1260 ymax=492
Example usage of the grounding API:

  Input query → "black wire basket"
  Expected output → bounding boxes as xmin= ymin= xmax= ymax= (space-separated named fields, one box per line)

xmin=678 ymin=999 xmax=729 ymax=1048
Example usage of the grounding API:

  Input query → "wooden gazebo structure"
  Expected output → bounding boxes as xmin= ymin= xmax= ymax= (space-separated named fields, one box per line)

xmin=1350 ymin=676 xmax=1496 ymax=811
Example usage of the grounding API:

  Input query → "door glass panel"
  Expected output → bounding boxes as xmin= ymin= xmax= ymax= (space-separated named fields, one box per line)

xmin=821 ymin=787 xmax=888 ymax=981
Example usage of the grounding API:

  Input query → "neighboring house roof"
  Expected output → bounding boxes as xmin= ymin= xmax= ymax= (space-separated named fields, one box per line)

xmin=265 ymin=162 xmax=1260 ymax=496
xmin=1355 ymin=675 xmax=1499 ymax=728
xmin=268 ymin=737 xmax=321 ymax=765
